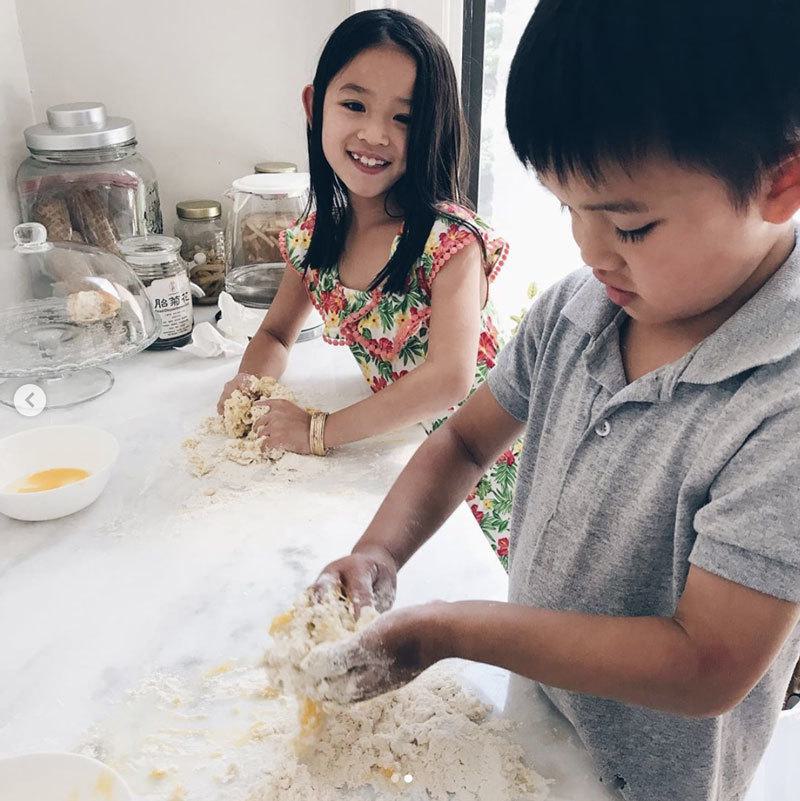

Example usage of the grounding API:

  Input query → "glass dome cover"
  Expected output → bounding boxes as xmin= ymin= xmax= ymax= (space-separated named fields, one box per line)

xmin=0 ymin=222 xmax=159 ymax=407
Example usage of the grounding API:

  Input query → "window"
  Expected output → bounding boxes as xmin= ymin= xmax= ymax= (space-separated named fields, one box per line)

xmin=466 ymin=0 xmax=580 ymax=318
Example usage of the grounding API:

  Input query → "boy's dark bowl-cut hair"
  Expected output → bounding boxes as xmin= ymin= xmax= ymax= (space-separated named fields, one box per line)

xmin=303 ymin=8 xmax=483 ymax=293
xmin=506 ymin=0 xmax=800 ymax=206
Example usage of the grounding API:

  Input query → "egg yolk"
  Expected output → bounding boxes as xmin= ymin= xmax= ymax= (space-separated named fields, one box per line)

xmin=11 ymin=467 xmax=89 ymax=493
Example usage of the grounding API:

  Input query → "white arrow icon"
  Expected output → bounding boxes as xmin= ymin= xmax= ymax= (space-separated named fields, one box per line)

xmin=13 ymin=384 xmax=47 ymax=417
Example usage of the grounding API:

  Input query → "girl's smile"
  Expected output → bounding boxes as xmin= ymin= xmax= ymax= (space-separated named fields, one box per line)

xmin=347 ymin=148 xmax=392 ymax=174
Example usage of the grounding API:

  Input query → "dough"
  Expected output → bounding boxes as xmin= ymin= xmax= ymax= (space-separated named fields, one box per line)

xmin=222 ymin=375 xmax=296 ymax=439
xmin=259 ymin=589 xmax=551 ymax=801
xmin=182 ymin=376 xmax=300 ymax=479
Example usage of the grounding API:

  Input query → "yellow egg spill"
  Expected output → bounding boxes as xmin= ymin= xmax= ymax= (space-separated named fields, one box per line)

xmin=10 ymin=467 xmax=89 ymax=493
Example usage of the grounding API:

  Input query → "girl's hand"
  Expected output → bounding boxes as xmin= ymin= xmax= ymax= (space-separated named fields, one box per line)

xmin=302 ymin=602 xmax=450 ymax=703
xmin=252 ymin=398 xmax=312 ymax=454
xmin=217 ymin=372 xmax=257 ymax=414
xmin=311 ymin=544 xmax=398 ymax=615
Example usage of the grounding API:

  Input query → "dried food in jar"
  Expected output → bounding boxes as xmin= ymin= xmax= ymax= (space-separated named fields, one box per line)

xmin=33 ymin=194 xmax=83 ymax=243
xmin=241 ymin=212 xmax=296 ymax=265
xmin=70 ymin=189 xmax=120 ymax=254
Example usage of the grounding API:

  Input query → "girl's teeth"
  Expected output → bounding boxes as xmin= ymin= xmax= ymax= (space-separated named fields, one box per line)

xmin=350 ymin=152 xmax=386 ymax=167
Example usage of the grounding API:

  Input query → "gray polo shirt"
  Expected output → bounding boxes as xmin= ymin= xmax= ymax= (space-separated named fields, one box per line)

xmin=487 ymin=239 xmax=800 ymax=801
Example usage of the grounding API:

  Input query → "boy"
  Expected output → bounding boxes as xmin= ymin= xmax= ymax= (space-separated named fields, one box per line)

xmin=305 ymin=2 xmax=800 ymax=799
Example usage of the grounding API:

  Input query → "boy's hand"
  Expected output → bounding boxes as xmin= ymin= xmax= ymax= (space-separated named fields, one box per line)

xmin=302 ymin=602 xmax=450 ymax=703
xmin=252 ymin=399 xmax=312 ymax=454
xmin=217 ymin=372 xmax=257 ymax=414
xmin=311 ymin=544 xmax=398 ymax=616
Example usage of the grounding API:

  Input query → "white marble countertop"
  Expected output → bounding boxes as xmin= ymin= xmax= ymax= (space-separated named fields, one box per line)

xmin=0 ymin=318 xmax=619 ymax=801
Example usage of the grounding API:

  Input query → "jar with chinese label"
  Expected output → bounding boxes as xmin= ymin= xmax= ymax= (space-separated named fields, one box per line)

xmin=225 ymin=172 xmax=309 ymax=308
xmin=174 ymin=200 xmax=225 ymax=305
xmin=120 ymin=235 xmax=193 ymax=349
xmin=16 ymin=102 xmax=162 ymax=254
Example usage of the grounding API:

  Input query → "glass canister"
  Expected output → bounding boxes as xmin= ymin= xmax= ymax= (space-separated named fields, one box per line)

xmin=120 ymin=235 xmax=193 ymax=349
xmin=174 ymin=200 xmax=226 ymax=305
xmin=16 ymin=102 xmax=162 ymax=255
xmin=225 ymin=172 xmax=309 ymax=308
xmin=0 ymin=222 xmax=158 ymax=408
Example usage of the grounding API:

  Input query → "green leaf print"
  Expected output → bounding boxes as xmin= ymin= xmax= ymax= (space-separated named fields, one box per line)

xmin=378 ymin=302 xmax=396 ymax=330
xmin=350 ymin=343 xmax=369 ymax=363
xmin=361 ymin=328 xmax=373 ymax=340
xmin=378 ymin=360 xmax=394 ymax=380
xmin=494 ymin=463 xmax=517 ymax=489
xmin=399 ymin=336 xmax=426 ymax=366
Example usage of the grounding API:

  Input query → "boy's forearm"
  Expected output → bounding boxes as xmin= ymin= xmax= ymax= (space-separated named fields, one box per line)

xmin=353 ymin=423 xmax=486 ymax=569
xmin=434 ymin=601 xmax=724 ymax=717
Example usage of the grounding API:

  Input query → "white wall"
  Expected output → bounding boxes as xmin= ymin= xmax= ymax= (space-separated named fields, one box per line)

xmin=0 ymin=0 xmax=34 ymax=238
xmin=6 ymin=0 xmax=461 ymax=238
xmin=15 ymin=0 xmax=351 ymax=234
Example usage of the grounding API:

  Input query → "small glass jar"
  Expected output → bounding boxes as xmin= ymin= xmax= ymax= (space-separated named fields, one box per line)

xmin=17 ymin=103 xmax=162 ymax=254
xmin=120 ymin=235 xmax=193 ymax=349
xmin=174 ymin=200 xmax=226 ymax=305
xmin=225 ymin=173 xmax=309 ymax=308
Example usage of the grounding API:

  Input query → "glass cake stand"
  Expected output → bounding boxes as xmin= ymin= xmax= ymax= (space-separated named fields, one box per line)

xmin=0 ymin=222 xmax=159 ymax=408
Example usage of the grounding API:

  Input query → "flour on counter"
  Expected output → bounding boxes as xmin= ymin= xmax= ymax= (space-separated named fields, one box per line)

xmin=261 ymin=590 xmax=551 ymax=801
xmin=79 ymin=593 xmax=549 ymax=801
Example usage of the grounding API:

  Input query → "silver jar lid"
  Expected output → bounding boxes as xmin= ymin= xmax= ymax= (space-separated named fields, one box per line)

xmin=176 ymin=200 xmax=222 ymax=220
xmin=254 ymin=161 xmax=298 ymax=174
xmin=120 ymin=235 xmax=182 ymax=266
xmin=24 ymin=102 xmax=136 ymax=152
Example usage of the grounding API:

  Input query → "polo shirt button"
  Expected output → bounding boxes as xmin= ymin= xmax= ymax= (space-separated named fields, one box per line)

xmin=594 ymin=419 xmax=611 ymax=437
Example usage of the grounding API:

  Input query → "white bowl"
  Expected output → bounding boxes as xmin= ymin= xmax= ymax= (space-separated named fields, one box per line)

xmin=0 ymin=425 xmax=119 ymax=521
xmin=0 ymin=752 xmax=133 ymax=801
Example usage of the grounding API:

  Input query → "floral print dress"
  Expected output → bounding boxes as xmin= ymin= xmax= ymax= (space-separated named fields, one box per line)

xmin=279 ymin=203 xmax=520 ymax=569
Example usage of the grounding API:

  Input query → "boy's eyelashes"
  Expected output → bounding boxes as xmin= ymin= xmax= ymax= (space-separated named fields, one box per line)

xmin=340 ymin=101 xmax=411 ymax=125
xmin=559 ymin=203 xmax=660 ymax=244
xmin=614 ymin=221 xmax=659 ymax=243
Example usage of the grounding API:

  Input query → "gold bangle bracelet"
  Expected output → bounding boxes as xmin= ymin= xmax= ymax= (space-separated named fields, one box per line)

xmin=309 ymin=411 xmax=328 ymax=457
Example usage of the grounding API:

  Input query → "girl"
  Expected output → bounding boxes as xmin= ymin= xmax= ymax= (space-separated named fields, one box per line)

xmin=218 ymin=9 xmax=519 ymax=568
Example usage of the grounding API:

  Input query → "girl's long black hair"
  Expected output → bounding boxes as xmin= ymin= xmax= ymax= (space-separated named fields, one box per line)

xmin=301 ymin=9 xmax=484 ymax=293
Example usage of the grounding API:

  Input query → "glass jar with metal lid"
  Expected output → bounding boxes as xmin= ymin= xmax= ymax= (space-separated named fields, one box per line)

xmin=174 ymin=200 xmax=226 ymax=305
xmin=225 ymin=172 xmax=309 ymax=308
xmin=16 ymin=102 xmax=162 ymax=255
xmin=120 ymin=235 xmax=193 ymax=349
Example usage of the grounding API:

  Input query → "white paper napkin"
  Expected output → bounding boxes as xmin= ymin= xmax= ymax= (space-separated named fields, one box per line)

xmin=177 ymin=292 xmax=264 ymax=358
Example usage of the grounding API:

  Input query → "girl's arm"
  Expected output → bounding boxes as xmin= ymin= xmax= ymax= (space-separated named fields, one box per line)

xmin=324 ymin=241 xmax=484 ymax=447
xmin=255 ymin=241 xmax=486 ymax=451
xmin=217 ymin=266 xmax=313 ymax=412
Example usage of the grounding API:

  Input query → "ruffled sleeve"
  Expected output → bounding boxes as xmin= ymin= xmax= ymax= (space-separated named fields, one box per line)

xmin=417 ymin=203 xmax=509 ymax=293
xmin=278 ymin=213 xmax=316 ymax=274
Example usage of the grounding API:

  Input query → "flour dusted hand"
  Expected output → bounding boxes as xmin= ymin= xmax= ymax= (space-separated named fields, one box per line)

xmin=312 ymin=543 xmax=398 ymax=616
xmin=303 ymin=603 xmax=448 ymax=704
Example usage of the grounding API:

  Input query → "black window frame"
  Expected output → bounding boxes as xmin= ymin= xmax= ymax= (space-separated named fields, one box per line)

xmin=461 ymin=0 xmax=487 ymax=206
